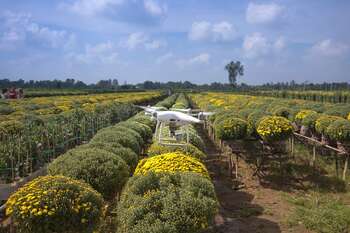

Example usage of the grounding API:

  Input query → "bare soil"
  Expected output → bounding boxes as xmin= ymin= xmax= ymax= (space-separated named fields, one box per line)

xmin=199 ymin=127 xmax=313 ymax=233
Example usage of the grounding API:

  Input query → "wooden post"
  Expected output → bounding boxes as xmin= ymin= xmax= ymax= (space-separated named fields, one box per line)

xmin=291 ymin=135 xmax=295 ymax=158
xmin=228 ymin=151 xmax=232 ymax=177
xmin=335 ymin=153 xmax=339 ymax=177
xmin=235 ymin=153 xmax=239 ymax=179
xmin=311 ymin=144 xmax=316 ymax=167
xmin=342 ymin=154 xmax=349 ymax=180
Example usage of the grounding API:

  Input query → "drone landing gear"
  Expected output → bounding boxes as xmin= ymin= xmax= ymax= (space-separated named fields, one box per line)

xmin=154 ymin=121 xmax=190 ymax=146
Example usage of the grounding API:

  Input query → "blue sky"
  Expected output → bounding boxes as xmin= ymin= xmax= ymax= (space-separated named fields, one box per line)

xmin=0 ymin=0 xmax=349 ymax=84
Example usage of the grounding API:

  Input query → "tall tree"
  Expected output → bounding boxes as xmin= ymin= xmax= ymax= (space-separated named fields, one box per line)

xmin=225 ymin=61 xmax=244 ymax=87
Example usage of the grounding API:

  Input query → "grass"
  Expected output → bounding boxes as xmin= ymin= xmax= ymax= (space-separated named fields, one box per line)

xmin=284 ymin=142 xmax=350 ymax=233
xmin=287 ymin=193 xmax=350 ymax=233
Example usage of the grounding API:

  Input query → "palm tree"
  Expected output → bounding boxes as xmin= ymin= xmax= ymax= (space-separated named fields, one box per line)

xmin=225 ymin=61 xmax=244 ymax=87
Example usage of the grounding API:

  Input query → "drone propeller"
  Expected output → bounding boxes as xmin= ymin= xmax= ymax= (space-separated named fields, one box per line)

xmin=136 ymin=105 xmax=167 ymax=115
xmin=170 ymin=108 xmax=192 ymax=114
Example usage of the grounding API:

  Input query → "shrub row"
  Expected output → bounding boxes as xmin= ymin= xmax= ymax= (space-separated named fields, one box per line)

xmin=48 ymin=114 xmax=154 ymax=199
xmin=0 ymin=100 xmax=156 ymax=183
xmin=191 ymin=93 xmax=350 ymax=147
xmin=117 ymin=150 xmax=218 ymax=233
xmin=5 ymin=106 xmax=158 ymax=233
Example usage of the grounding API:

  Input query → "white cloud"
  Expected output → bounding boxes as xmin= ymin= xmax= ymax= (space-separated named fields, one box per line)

xmin=123 ymin=32 xmax=148 ymax=49
xmin=0 ymin=11 xmax=75 ymax=50
xmin=311 ymin=39 xmax=349 ymax=57
xmin=189 ymin=21 xmax=236 ymax=42
xmin=189 ymin=21 xmax=212 ymax=41
xmin=273 ymin=37 xmax=286 ymax=51
xmin=156 ymin=52 xmax=174 ymax=64
xmin=246 ymin=2 xmax=284 ymax=24
xmin=121 ymin=32 xmax=166 ymax=50
xmin=145 ymin=39 xmax=167 ymax=50
xmin=70 ymin=41 xmax=118 ymax=64
xmin=176 ymin=53 xmax=210 ymax=68
xmin=243 ymin=33 xmax=269 ymax=58
xmin=212 ymin=21 xmax=236 ymax=41
xmin=243 ymin=33 xmax=286 ymax=58
xmin=64 ymin=0 xmax=124 ymax=16
xmin=143 ymin=0 xmax=167 ymax=17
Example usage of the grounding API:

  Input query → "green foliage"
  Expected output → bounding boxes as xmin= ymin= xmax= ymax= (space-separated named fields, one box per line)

xmin=147 ymin=142 xmax=206 ymax=160
xmin=118 ymin=121 xmax=153 ymax=142
xmin=6 ymin=176 xmax=103 ymax=233
xmin=295 ymin=110 xmax=317 ymax=125
xmin=326 ymin=119 xmax=350 ymax=142
xmin=315 ymin=115 xmax=343 ymax=135
xmin=80 ymin=142 xmax=139 ymax=172
xmin=301 ymin=112 xmax=321 ymax=130
xmin=225 ymin=60 xmax=244 ymax=86
xmin=92 ymin=128 xmax=141 ymax=154
xmin=135 ymin=152 xmax=209 ymax=178
xmin=156 ymin=94 xmax=179 ymax=109
xmin=247 ymin=110 xmax=269 ymax=137
xmin=238 ymin=108 xmax=255 ymax=120
xmin=271 ymin=106 xmax=292 ymax=119
xmin=187 ymin=128 xmax=206 ymax=151
xmin=0 ymin=105 xmax=15 ymax=115
xmin=257 ymin=116 xmax=293 ymax=142
xmin=112 ymin=125 xmax=144 ymax=146
xmin=288 ymin=195 xmax=350 ymax=233
xmin=48 ymin=147 xmax=129 ymax=199
xmin=212 ymin=109 xmax=241 ymax=124
xmin=0 ymin=120 xmax=24 ymax=134
xmin=215 ymin=117 xmax=247 ymax=140
xmin=131 ymin=114 xmax=157 ymax=129
xmin=324 ymin=105 xmax=350 ymax=118
xmin=117 ymin=172 xmax=218 ymax=233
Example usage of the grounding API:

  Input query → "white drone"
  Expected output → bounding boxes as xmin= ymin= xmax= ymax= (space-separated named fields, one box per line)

xmin=137 ymin=105 xmax=215 ymax=146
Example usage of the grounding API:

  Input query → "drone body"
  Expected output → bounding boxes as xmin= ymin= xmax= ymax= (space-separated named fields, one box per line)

xmin=153 ymin=111 xmax=201 ymax=126
xmin=136 ymin=104 xmax=215 ymax=146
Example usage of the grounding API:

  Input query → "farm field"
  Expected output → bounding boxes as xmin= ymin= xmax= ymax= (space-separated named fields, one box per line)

xmin=1 ymin=91 xmax=350 ymax=233
xmin=0 ymin=91 xmax=163 ymax=184
xmin=244 ymin=90 xmax=350 ymax=104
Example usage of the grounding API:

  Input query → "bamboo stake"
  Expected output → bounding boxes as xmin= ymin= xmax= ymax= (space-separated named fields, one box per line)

xmin=311 ymin=144 xmax=316 ymax=167
xmin=342 ymin=154 xmax=349 ymax=180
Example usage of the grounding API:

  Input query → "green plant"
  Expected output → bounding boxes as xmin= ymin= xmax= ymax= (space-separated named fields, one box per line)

xmin=257 ymin=116 xmax=293 ymax=142
xmin=315 ymin=115 xmax=343 ymax=135
xmin=80 ymin=142 xmax=139 ymax=172
xmin=131 ymin=114 xmax=157 ymax=129
xmin=147 ymin=142 xmax=206 ymax=160
xmin=247 ymin=110 xmax=269 ymax=137
xmin=112 ymin=125 xmax=144 ymax=146
xmin=118 ymin=121 xmax=153 ymax=142
xmin=301 ymin=112 xmax=321 ymax=130
xmin=48 ymin=147 xmax=129 ymax=199
xmin=117 ymin=172 xmax=218 ymax=233
xmin=135 ymin=152 xmax=209 ymax=178
xmin=295 ymin=110 xmax=317 ymax=125
xmin=288 ymin=195 xmax=350 ymax=233
xmin=6 ymin=175 xmax=103 ymax=233
xmin=0 ymin=105 xmax=15 ymax=115
xmin=324 ymin=105 xmax=349 ymax=118
xmin=326 ymin=119 xmax=350 ymax=142
xmin=215 ymin=117 xmax=247 ymax=140
xmin=92 ymin=128 xmax=141 ymax=154
xmin=272 ymin=106 xmax=291 ymax=119
xmin=186 ymin=128 xmax=206 ymax=151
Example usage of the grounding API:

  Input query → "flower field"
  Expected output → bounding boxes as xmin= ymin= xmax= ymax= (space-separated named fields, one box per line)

xmin=0 ymin=91 xmax=162 ymax=183
xmin=190 ymin=92 xmax=350 ymax=148
xmin=245 ymin=90 xmax=350 ymax=104
xmin=3 ymin=91 xmax=350 ymax=233
xmin=3 ymin=93 xmax=219 ymax=233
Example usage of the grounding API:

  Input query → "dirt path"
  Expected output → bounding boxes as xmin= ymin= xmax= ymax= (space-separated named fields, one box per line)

xmin=198 ymin=127 xmax=311 ymax=233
